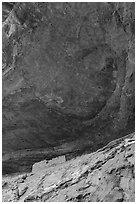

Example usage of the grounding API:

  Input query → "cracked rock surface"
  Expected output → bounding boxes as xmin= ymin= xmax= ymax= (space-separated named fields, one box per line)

xmin=2 ymin=133 xmax=135 ymax=202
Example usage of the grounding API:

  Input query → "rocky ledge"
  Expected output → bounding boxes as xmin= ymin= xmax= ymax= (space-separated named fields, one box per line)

xmin=2 ymin=133 xmax=135 ymax=202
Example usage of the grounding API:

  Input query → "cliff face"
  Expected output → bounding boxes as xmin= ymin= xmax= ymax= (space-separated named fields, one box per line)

xmin=2 ymin=2 xmax=135 ymax=174
xmin=2 ymin=133 xmax=135 ymax=202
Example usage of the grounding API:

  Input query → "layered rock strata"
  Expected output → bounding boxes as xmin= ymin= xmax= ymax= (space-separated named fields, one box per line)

xmin=2 ymin=133 xmax=135 ymax=202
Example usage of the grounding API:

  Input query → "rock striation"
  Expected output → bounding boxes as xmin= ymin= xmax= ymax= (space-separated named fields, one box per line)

xmin=2 ymin=133 xmax=135 ymax=202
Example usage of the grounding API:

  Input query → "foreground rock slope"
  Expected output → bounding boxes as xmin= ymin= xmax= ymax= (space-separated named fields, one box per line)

xmin=2 ymin=133 xmax=135 ymax=202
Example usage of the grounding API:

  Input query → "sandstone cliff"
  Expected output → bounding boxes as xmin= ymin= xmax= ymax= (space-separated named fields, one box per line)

xmin=2 ymin=2 xmax=135 ymax=175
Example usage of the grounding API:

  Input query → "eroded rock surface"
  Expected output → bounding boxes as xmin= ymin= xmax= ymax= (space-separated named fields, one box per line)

xmin=2 ymin=133 xmax=135 ymax=202
xmin=2 ymin=2 xmax=134 ymax=174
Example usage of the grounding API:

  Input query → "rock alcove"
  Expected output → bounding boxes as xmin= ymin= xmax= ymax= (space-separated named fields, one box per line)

xmin=2 ymin=2 xmax=135 ymax=174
